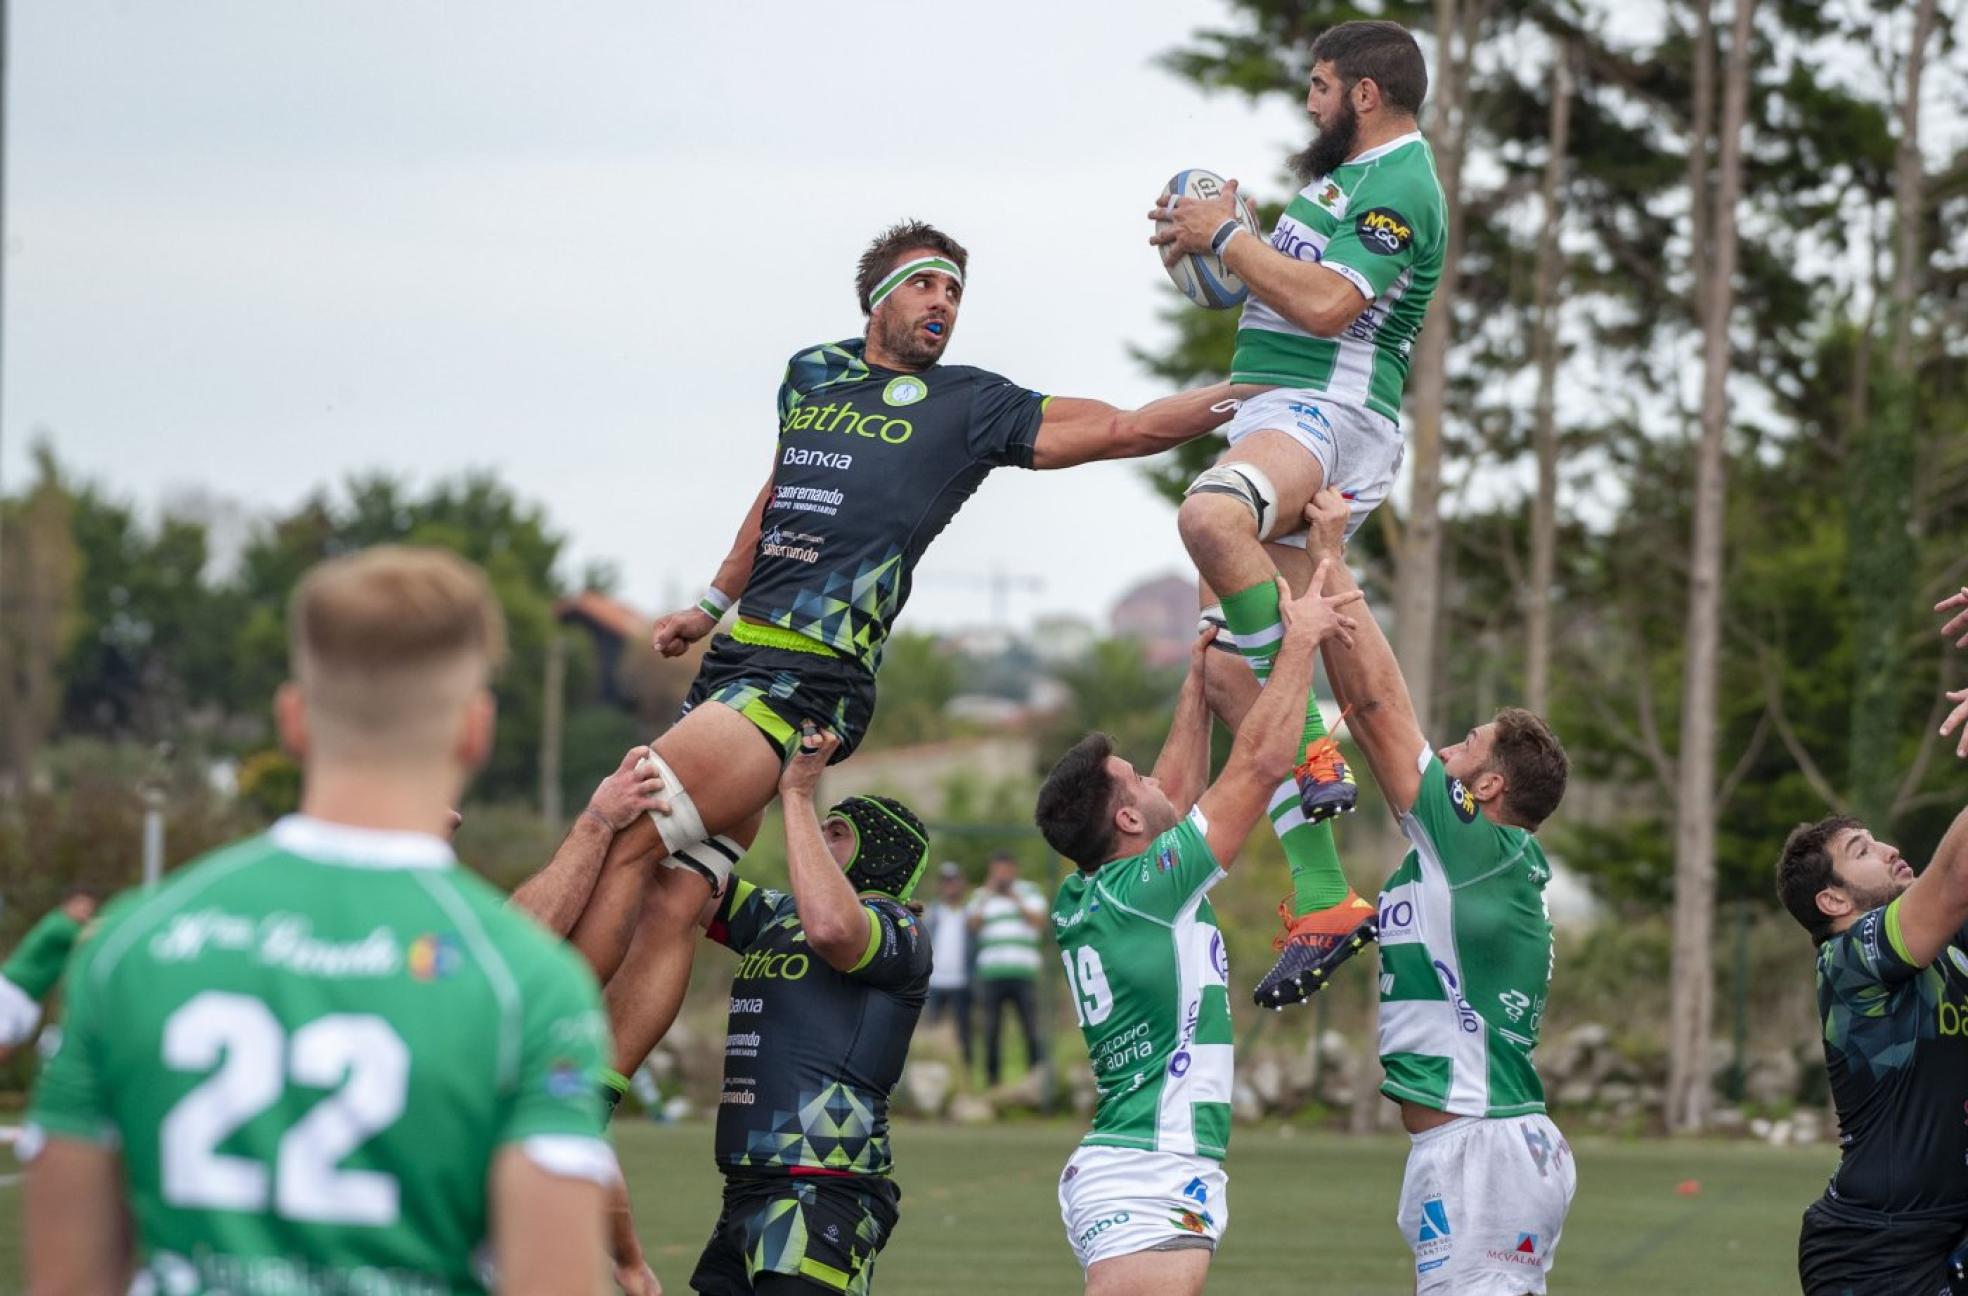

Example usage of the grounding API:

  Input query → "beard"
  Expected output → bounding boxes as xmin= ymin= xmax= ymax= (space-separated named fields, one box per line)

xmin=872 ymin=305 xmax=950 ymax=369
xmin=1842 ymin=874 xmax=1910 ymax=916
xmin=1290 ymin=94 xmax=1361 ymax=185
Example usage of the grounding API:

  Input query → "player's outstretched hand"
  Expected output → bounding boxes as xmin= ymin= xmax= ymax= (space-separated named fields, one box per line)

xmin=1303 ymin=487 xmax=1350 ymax=557
xmin=651 ymin=606 xmax=716 ymax=658
xmin=1149 ymin=178 xmax=1242 ymax=258
xmin=780 ymin=723 xmax=841 ymax=800
xmin=1277 ymin=559 xmax=1363 ymax=650
xmin=1938 ymin=586 xmax=1968 ymax=648
xmin=588 ymin=745 xmax=672 ymax=830
xmin=614 ymin=1258 xmax=663 ymax=1296
xmin=1940 ymin=687 xmax=1968 ymax=760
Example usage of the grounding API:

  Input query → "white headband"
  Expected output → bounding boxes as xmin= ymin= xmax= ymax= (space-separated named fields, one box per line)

xmin=869 ymin=256 xmax=964 ymax=311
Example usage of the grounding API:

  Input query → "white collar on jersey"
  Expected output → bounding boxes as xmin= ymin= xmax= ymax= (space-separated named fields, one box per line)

xmin=270 ymin=815 xmax=456 ymax=871
xmin=1347 ymin=130 xmax=1426 ymax=167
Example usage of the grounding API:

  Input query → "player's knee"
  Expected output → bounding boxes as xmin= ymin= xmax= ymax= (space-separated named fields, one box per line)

xmin=1201 ymin=647 xmax=1255 ymax=720
xmin=645 ymin=864 xmax=712 ymax=930
xmin=1179 ymin=462 xmax=1280 ymax=552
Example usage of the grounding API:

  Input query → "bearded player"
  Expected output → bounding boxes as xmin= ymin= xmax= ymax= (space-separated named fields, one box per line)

xmin=1302 ymin=490 xmax=1574 ymax=1293
xmin=1035 ymin=566 xmax=1360 ymax=1294
xmin=1150 ymin=20 xmax=1447 ymax=1007
xmin=513 ymin=220 xmax=1238 ymax=1105
xmin=1778 ymin=592 xmax=1968 ymax=1295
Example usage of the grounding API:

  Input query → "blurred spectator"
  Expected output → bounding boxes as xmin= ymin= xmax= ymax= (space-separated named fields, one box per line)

xmin=967 ymin=851 xmax=1048 ymax=1085
xmin=923 ymin=862 xmax=974 ymax=1065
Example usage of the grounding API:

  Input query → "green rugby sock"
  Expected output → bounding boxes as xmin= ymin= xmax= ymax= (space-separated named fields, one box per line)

xmin=1219 ymin=579 xmax=1350 ymax=917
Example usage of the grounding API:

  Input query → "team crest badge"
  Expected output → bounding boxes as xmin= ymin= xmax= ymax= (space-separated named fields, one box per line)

xmin=883 ymin=376 xmax=927 ymax=407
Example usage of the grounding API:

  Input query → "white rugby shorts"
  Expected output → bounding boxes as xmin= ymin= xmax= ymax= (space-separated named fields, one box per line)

xmin=0 ymin=974 xmax=43 ymax=1046
xmin=1058 ymin=1145 xmax=1228 ymax=1271
xmin=1220 ymin=388 xmax=1403 ymax=545
xmin=1397 ymin=1113 xmax=1577 ymax=1294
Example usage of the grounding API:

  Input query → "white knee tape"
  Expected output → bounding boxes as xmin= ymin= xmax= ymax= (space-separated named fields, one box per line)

xmin=1184 ymin=462 xmax=1282 ymax=541
xmin=669 ymin=835 xmax=743 ymax=892
xmin=1196 ymin=603 xmax=1241 ymax=654
xmin=638 ymin=752 xmax=708 ymax=856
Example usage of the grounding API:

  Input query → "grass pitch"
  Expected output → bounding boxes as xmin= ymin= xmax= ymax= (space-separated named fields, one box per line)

xmin=1 ymin=1119 xmax=1835 ymax=1293
xmin=618 ymin=1119 xmax=1828 ymax=1294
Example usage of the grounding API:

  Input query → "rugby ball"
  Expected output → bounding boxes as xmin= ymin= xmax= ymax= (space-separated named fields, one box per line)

xmin=1158 ymin=168 xmax=1263 ymax=310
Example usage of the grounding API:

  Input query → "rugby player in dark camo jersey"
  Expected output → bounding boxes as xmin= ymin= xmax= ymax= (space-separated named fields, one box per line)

xmin=685 ymin=725 xmax=931 ymax=1296
xmin=510 ymin=220 xmax=1237 ymax=1112
xmin=1776 ymin=591 xmax=1968 ymax=1296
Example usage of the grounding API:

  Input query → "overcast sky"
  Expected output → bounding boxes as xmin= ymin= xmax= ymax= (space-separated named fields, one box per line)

xmin=4 ymin=0 xmax=1311 ymax=632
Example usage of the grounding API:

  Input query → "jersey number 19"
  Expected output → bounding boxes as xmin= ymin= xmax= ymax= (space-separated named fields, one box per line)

xmin=161 ymin=990 xmax=409 ymax=1227
xmin=1062 ymin=947 xmax=1114 ymax=1028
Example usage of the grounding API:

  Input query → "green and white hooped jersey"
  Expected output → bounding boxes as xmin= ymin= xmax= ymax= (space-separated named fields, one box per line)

xmin=1378 ymin=748 xmax=1555 ymax=1118
xmin=27 ymin=817 xmax=616 ymax=1296
xmin=1231 ymin=133 xmax=1446 ymax=424
xmin=1051 ymin=810 xmax=1234 ymax=1161
xmin=969 ymin=880 xmax=1046 ymax=981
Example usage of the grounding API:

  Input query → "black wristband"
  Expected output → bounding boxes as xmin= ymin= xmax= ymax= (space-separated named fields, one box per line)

xmin=1210 ymin=219 xmax=1242 ymax=257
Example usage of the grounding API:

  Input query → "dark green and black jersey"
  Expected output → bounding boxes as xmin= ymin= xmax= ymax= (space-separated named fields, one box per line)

xmin=706 ymin=877 xmax=931 ymax=1178
xmin=742 ymin=338 xmax=1047 ymax=671
xmin=1816 ymin=898 xmax=1968 ymax=1213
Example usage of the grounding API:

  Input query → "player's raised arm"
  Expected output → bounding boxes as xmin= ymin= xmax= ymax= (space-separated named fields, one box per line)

xmin=1028 ymin=382 xmax=1236 ymax=470
xmin=1859 ymin=807 xmax=1968 ymax=971
xmin=1300 ymin=488 xmax=1427 ymax=815
xmin=651 ymin=465 xmax=775 ymax=658
xmin=778 ymin=726 xmax=879 ymax=972
xmin=1146 ymin=627 xmax=1220 ymax=813
xmin=1196 ymin=564 xmax=1361 ymax=864
xmin=510 ymin=745 xmax=670 ymax=938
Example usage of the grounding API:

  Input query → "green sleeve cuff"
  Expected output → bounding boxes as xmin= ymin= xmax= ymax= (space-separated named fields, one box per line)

xmin=847 ymin=906 xmax=883 ymax=973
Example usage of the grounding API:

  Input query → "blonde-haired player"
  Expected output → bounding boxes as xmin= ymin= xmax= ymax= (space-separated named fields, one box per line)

xmin=26 ymin=546 xmax=618 ymax=1296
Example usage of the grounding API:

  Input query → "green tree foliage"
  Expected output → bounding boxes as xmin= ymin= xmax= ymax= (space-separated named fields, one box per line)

xmin=1136 ymin=0 xmax=1968 ymax=918
xmin=862 ymin=632 xmax=961 ymax=751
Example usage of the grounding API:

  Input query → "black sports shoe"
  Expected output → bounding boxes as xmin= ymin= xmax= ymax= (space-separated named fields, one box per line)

xmin=1251 ymin=896 xmax=1379 ymax=1009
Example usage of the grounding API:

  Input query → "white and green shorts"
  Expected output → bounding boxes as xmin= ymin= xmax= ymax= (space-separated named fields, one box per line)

xmin=1397 ymin=1113 xmax=1577 ymax=1295
xmin=1221 ymin=387 xmax=1404 ymax=545
xmin=1058 ymin=1145 xmax=1227 ymax=1271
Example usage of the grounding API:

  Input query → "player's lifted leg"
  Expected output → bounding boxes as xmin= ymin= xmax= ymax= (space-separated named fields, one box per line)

xmin=1181 ymin=445 xmax=1376 ymax=1009
xmin=1154 ymin=19 xmax=1445 ymax=1006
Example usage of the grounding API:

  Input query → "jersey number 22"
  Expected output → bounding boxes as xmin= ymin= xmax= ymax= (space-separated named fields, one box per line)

xmin=160 ymin=990 xmax=409 ymax=1227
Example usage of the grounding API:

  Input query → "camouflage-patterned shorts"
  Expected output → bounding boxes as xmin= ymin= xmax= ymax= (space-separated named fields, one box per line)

xmin=681 ymin=635 xmax=874 ymax=764
xmin=690 ymin=1173 xmax=901 ymax=1295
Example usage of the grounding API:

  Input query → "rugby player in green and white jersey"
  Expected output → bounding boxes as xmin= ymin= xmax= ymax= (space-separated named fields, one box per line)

xmin=1301 ymin=490 xmax=1574 ymax=1295
xmin=24 ymin=548 xmax=618 ymax=1296
xmin=1035 ymin=563 xmax=1362 ymax=1295
xmin=1150 ymin=20 xmax=1448 ymax=1007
